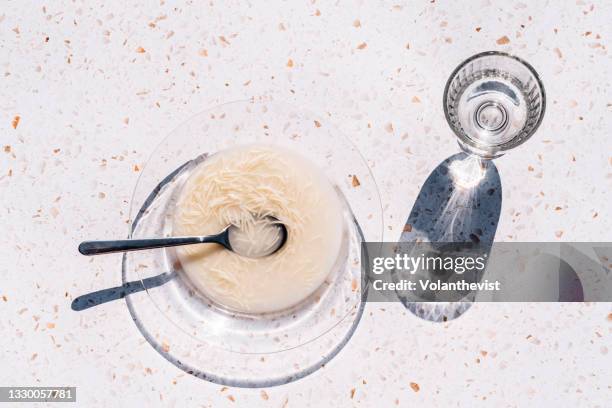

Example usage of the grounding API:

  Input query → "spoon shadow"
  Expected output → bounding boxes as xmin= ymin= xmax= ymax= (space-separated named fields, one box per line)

xmin=72 ymin=158 xmax=198 ymax=311
xmin=71 ymin=272 xmax=176 ymax=311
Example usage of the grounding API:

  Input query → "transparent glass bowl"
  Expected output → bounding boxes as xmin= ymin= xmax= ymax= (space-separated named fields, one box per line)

xmin=443 ymin=51 xmax=546 ymax=158
xmin=122 ymin=97 xmax=383 ymax=386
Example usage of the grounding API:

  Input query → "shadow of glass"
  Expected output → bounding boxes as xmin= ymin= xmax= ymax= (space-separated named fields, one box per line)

xmin=399 ymin=152 xmax=502 ymax=321
xmin=401 ymin=152 xmax=502 ymax=243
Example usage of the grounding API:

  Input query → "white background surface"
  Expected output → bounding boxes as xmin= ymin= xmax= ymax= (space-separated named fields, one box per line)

xmin=1 ymin=0 xmax=611 ymax=406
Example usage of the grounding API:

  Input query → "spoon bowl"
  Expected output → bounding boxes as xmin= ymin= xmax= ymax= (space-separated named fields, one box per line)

xmin=226 ymin=217 xmax=288 ymax=258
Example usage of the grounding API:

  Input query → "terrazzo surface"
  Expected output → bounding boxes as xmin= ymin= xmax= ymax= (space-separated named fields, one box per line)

xmin=1 ymin=0 xmax=611 ymax=406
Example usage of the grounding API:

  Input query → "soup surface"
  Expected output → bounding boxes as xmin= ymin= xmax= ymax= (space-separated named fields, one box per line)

xmin=173 ymin=144 xmax=345 ymax=314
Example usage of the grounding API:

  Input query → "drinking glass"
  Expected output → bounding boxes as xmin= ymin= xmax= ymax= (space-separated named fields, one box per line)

xmin=443 ymin=51 xmax=546 ymax=159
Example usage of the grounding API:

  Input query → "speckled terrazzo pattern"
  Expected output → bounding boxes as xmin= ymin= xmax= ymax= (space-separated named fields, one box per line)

xmin=1 ymin=1 xmax=611 ymax=406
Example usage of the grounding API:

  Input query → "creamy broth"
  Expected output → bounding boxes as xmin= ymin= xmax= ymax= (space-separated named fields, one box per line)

xmin=172 ymin=144 xmax=345 ymax=314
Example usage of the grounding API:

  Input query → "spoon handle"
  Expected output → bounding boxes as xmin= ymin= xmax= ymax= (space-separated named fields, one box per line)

xmin=78 ymin=236 xmax=210 ymax=255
